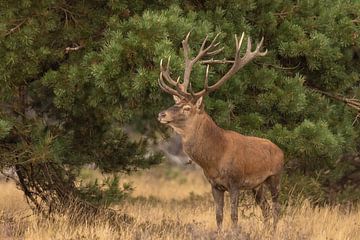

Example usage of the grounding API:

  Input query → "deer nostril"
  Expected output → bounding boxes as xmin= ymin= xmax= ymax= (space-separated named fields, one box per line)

xmin=159 ymin=112 xmax=166 ymax=118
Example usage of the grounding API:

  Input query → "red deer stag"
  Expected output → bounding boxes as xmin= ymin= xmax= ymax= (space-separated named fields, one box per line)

xmin=157 ymin=32 xmax=284 ymax=230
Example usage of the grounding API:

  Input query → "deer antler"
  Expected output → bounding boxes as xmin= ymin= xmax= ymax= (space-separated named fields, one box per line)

xmin=192 ymin=33 xmax=267 ymax=97
xmin=158 ymin=32 xmax=267 ymax=100
xmin=158 ymin=57 xmax=191 ymax=98
xmin=182 ymin=32 xmax=223 ymax=91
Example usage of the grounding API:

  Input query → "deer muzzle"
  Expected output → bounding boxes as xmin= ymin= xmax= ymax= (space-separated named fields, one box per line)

xmin=158 ymin=111 xmax=169 ymax=124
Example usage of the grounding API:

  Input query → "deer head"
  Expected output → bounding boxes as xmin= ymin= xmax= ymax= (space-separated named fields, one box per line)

xmin=157 ymin=32 xmax=267 ymax=129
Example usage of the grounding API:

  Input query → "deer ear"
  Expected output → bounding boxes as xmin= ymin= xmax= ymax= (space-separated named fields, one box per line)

xmin=195 ymin=96 xmax=203 ymax=109
xmin=173 ymin=95 xmax=182 ymax=104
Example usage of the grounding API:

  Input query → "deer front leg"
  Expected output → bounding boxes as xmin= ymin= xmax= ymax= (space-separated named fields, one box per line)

xmin=211 ymin=186 xmax=224 ymax=231
xmin=229 ymin=188 xmax=239 ymax=228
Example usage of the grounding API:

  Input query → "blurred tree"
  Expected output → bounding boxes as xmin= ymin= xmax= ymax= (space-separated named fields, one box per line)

xmin=0 ymin=0 xmax=359 ymax=214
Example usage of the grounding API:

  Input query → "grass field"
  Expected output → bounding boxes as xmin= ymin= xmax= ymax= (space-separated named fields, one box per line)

xmin=1 ymin=164 xmax=359 ymax=239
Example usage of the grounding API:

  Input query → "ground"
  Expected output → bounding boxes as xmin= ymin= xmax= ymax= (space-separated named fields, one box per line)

xmin=0 ymin=164 xmax=359 ymax=239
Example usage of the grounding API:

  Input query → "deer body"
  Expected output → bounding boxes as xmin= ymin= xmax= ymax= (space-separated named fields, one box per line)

xmin=157 ymin=32 xmax=284 ymax=230
xmin=177 ymin=112 xmax=283 ymax=191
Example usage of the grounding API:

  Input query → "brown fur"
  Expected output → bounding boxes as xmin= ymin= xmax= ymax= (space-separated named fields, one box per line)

xmin=158 ymin=98 xmax=284 ymax=230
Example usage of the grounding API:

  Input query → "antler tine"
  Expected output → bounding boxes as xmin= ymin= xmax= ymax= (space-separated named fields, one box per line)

xmin=208 ymin=32 xmax=221 ymax=50
xmin=245 ymin=36 xmax=252 ymax=54
xmin=160 ymin=57 xmax=179 ymax=86
xmin=200 ymin=35 xmax=209 ymax=51
xmin=158 ymin=74 xmax=179 ymax=96
xmin=199 ymin=33 xmax=220 ymax=53
xmin=182 ymin=31 xmax=193 ymax=91
xmin=204 ymin=64 xmax=210 ymax=90
xmin=189 ymin=82 xmax=196 ymax=97
xmin=197 ymin=32 xmax=222 ymax=59
xmin=207 ymin=46 xmax=224 ymax=56
xmin=256 ymin=37 xmax=264 ymax=51
xmin=183 ymin=33 xmax=223 ymax=91
xmin=213 ymin=42 xmax=221 ymax=48
xmin=166 ymin=56 xmax=171 ymax=70
xmin=256 ymin=37 xmax=268 ymax=56
xmin=235 ymin=32 xmax=245 ymax=52
xmin=159 ymin=58 xmax=191 ymax=98
xmin=159 ymin=72 xmax=190 ymax=98
xmin=174 ymin=77 xmax=185 ymax=93
xmin=182 ymin=31 xmax=191 ymax=60
xmin=191 ymin=33 xmax=267 ymax=99
xmin=241 ymin=35 xmax=267 ymax=65
xmin=159 ymin=32 xmax=267 ymax=101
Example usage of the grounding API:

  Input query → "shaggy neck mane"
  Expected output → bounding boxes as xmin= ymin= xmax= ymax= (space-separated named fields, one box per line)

xmin=180 ymin=112 xmax=227 ymax=170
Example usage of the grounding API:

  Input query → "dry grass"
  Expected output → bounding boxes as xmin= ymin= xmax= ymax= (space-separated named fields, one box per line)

xmin=123 ymin=164 xmax=210 ymax=200
xmin=1 ymin=164 xmax=359 ymax=239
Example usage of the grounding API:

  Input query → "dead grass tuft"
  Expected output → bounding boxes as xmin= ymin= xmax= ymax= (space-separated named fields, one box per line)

xmin=0 ymin=164 xmax=359 ymax=239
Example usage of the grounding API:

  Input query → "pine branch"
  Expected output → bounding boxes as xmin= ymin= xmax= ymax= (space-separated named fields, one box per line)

xmin=52 ymin=6 xmax=79 ymax=27
xmin=255 ymin=62 xmax=301 ymax=70
xmin=311 ymin=88 xmax=360 ymax=111
xmin=311 ymin=87 xmax=360 ymax=124
xmin=3 ymin=19 xmax=27 ymax=37
xmin=351 ymin=18 xmax=360 ymax=24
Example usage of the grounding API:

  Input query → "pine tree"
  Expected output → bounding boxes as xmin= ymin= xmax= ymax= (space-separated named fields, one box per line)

xmin=0 ymin=0 xmax=359 ymax=215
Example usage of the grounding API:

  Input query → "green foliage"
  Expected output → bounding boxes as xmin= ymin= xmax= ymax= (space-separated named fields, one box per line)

xmin=77 ymin=175 xmax=133 ymax=207
xmin=0 ymin=119 xmax=12 ymax=140
xmin=0 ymin=0 xmax=359 ymax=206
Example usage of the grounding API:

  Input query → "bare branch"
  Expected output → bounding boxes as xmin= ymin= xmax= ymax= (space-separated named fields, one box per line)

xmin=312 ymin=88 xmax=360 ymax=124
xmin=65 ymin=43 xmax=84 ymax=53
xmin=3 ymin=19 xmax=27 ymax=37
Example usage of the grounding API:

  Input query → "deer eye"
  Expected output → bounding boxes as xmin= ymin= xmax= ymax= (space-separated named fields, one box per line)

xmin=183 ymin=105 xmax=191 ymax=111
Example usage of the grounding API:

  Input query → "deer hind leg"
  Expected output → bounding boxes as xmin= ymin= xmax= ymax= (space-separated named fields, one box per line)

xmin=211 ymin=186 xmax=224 ymax=231
xmin=252 ymin=185 xmax=271 ymax=222
xmin=265 ymin=174 xmax=281 ymax=228
xmin=229 ymin=188 xmax=240 ymax=228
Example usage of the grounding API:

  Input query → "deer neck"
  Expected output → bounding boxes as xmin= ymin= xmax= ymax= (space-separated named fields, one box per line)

xmin=179 ymin=112 xmax=227 ymax=171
